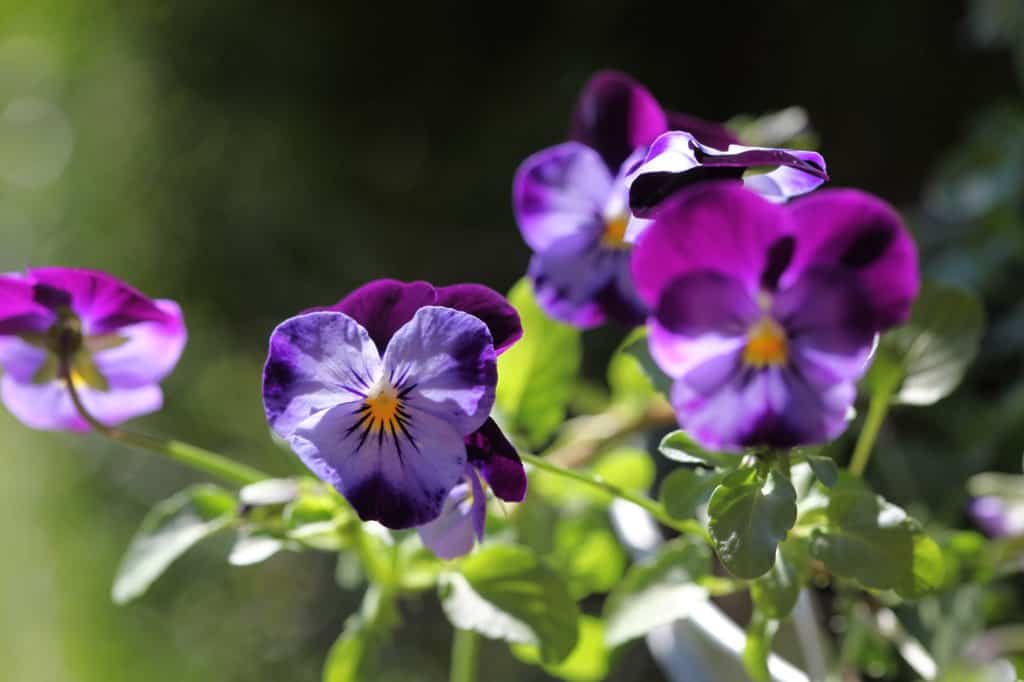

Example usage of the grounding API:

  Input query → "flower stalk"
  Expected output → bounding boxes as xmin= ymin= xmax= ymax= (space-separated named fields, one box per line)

xmin=449 ymin=628 xmax=479 ymax=682
xmin=848 ymin=381 xmax=895 ymax=478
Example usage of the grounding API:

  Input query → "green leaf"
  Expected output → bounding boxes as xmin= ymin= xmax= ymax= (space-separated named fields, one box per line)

xmin=511 ymin=615 xmax=609 ymax=682
xmin=658 ymin=430 xmax=739 ymax=469
xmin=322 ymin=586 xmax=398 ymax=682
xmin=707 ymin=467 xmax=797 ymax=579
xmin=618 ymin=327 xmax=673 ymax=397
xmin=742 ymin=612 xmax=778 ymax=682
xmin=439 ymin=544 xmax=579 ymax=664
xmin=806 ymin=454 xmax=839 ymax=488
xmin=228 ymin=532 xmax=284 ymax=566
xmin=869 ymin=281 xmax=985 ymax=406
xmin=497 ymin=279 xmax=582 ymax=448
xmin=588 ymin=448 xmax=655 ymax=497
xmin=750 ymin=538 xmax=809 ymax=619
xmin=603 ymin=537 xmax=711 ymax=646
xmin=551 ymin=514 xmax=627 ymax=597
xmin=809 ymin=475 xmax=944 ymax=598
xmin=659 ymin=467 xmax=727 ymax=521
xmin=112 ymin=484 xmax=237 ymax=604
xmin=607 ymin=348 xmax=655 ymax=405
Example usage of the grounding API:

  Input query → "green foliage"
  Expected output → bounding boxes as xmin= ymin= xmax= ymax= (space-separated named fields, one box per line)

xmin=742 ymin=612 xmax=778 ymax=682
xmin=707 ymin=467 xmax=797 ymax=579
xmin=111 ymin=484 xmax=237 ymax=604
xmin=550 ymin=513 xmax=627 ymax=598
xmin=618 ymin=327 xmax=673 ymax=397
xmin=511 ymin=615 xmax=609 ymax=682
xmin=869 ymin=281 xmax=985 ymax=406
xmin=659 ymin=467 xmax=726 ymax=521
xmin=809 ymin=475 xmax=945 ymax=598
xmin=497 ymin=279 xmax=582 ymax=448
xmin=658 ymin=429 xmax=739 ymax=469
xmin=439 ymin=544 xmax=579 ymax=664
xmin=322 ymin=586 xmax=398 ymax=682
xmin=602 ymin=537 xmax=711 ymax=646
xmin=805 ymin=453 xmax=839 ymax=488
xmin=750 ymin=538 xmax=809 ymax=620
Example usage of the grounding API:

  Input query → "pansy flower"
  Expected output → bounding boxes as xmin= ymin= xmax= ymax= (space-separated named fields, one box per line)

xmin=0 ymin=268 xmax=186 ymax=431
xmin=969 ymin=496 xmax=1024 ymax=538
xmin=513 ymin=70 xmax=827 ymax=328
xmin=263 ymin=280 xmax=527 ymax=540
xmin=632 ymin=182 xmax=919 ymax=451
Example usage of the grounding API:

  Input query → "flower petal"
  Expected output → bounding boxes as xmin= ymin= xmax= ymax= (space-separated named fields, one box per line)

xmin=382 ymin=306 xmax=496 ymax=436
xmin=91 ymin=300 xmax=187 ymax=389
xmin=529 ymin=237 xmax=632 ymax=328
xmin=786 ymin=189 xmax=919 ymax=330
xmin=417 ymin=466 xmax=487 ymax=559
xmin=466 ymin=417 xmax=527 ymax=502
xmin=0 ymin=337 xmax=47 ymax=383
xmin=436 ymin=284 xmax=522 ymax=355
xmin=570 ymin=70 xmax=668 ymax=170
xmin=27 ymin=268 xmax=175 ymax=334
xmin=0 ymin=375 xmax=163 ymax=432
xmin=290 ymin=398 xmax=467 ymax=528
xmin=666 ymin=111 xmax=739 ymax=151
xmin=262 ymin=311 xmax=382 ymax=440
xmin=648 ymin=272 xmax=758 ymax=379
xmin=0 ymin=275 xmax=54 ymax=334
xmin=321 ymin=279 xmax=438 ymax=353
xmin=513 ymin=142 xmax=611 ymax=253
xmin=631 ymin=182 xmax=791 ymax=308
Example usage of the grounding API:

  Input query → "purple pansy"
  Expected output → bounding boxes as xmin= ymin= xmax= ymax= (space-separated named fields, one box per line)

xmin=969 ymin=497 xmax=1024 ymax=538
xmin=0 ymin=267 xmax=186 ymax=432
xmin=513 ymin=70 xmax=826 ymax=328
xmin=632 ymin=182 xmax=919 ymax=451
xmin=263 ymin=280 xmax=527 ymax=538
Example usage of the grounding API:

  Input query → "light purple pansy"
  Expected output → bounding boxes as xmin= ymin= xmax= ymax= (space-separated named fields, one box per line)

xmin=263 ymin=280 xmax=527 ymax=536
xmin=625 ymin=131 xmax=828 ymax=241
xmin=0 ymin=268 xmax=186 ymax=432
xmin=969 ymin=496 xmax=1024 ymax=538
xmin=632 ymin=182 xmax=919 ymax=451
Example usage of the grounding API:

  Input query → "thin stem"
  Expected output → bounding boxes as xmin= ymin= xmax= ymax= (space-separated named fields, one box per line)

xmin=449 ymin=628 xmax=479 ymax=682
xmin=520 ymin=452 xmax=708 ymax=541
xmin=63 ymin=367 xmax=267 ymax=487
xmin=848 ymin=385 xmax=894 ymax=477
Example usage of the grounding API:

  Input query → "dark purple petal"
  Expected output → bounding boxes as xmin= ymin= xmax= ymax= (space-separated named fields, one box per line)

xmin=27 ymin=268 xmax=175 ymax=334
xmin=0 ymin=375 xmax=163 ymax=432
xmin=648 ymin=272 xmax=757 ymax=379
xmin=666 ymin=111 xmax=739 ymax=151
xmin=263 ymin=311 xmax=382 ymax=440
xmin=382 ymin=306 xmax=496 ymax=436
xmin=570 ymin=70 xmax=668 ymax=170
xmin=631 ymin=182 xmax=791 ymax=308
xmin=787 ymin=189 xmax=919 ymax=330
xmin=436 ymin=284 xmax=523 ymax=355
xmin=0 ymin=275 xmax=54 ymax=335
xmin=513 ymin=142 xmax=611 ymax=253
xmin=466 ymin=417 xmax=527 ymax=502
xmin=323 ymin=279 xmax=438 ymax=353
xmin=91 ymin=300 xmax=187 ymax=389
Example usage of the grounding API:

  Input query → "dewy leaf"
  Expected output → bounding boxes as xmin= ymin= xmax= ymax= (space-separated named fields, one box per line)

xmin=809 ymin=474 xmax=944 ymax=598
xmin=603 ymin=537 xmax=711 ymax=647
xmin=659 ymin=467 xmax=727 ymax=521
xmin=742 ymin=611 xmax=779 ymax=682
xmin=511 ymin=615 xmax=609 ymax=682
xmin=870 ymin=281 xmax=985 ymax=406
xmin=497 ymin=279 xmax=582 ymax=448
xmin=440 ymin=544 xmax=579 ymax=664
xmin=750 ymin=538 xmax=809 ymax=620
xmin=112 ymin=484 xmax=237 ymax=604
xmin=659 ymin=430 xmax=739 ymax=469
xmin=707 ymin=468 xmax=797 ymax=579
xmin=618 ymin=327 xmax=674 ymax=397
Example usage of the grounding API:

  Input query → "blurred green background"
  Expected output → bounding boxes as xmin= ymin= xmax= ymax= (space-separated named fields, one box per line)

xmin=0 ymin=1 xmax=1021 ymax=680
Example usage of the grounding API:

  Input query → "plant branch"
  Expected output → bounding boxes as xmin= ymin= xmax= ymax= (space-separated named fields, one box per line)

xmin=449 ymin=628 xmax=479 ymax=682
xmin=848 ymin=384 xmax=894 ymax=478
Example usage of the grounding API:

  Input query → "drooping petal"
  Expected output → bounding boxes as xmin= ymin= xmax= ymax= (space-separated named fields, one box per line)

xmin=570 ymin=70 xmax=668 ymax=170
xmin=513 ymin=142 xmax=611 ymax=253
xmin=0 ymin=275 xmax=54 ymax=334
xmin=436 ymin=284 xmax=523 ymax=355
xmin=27 ymin=268 xmax=175 ymax=334
xmin=321 ymin=279 xmax=438 ymax=353
xmin=262 ymin=311 xmax=382 ymax=440
xmin=418 ymin=465 xmax=488 ymax=559
xmin=786 ymin=189 xmax=919 ymax=330
xmin=0 ymin=375 xmax=163 ymax=432
xmin=647 ymin=272 xmax=758 ymax=379
xmin=466 ymin=417 xmax=527 ymax=503
xmin=290 ymin=398 xmax=467 ymax=528
xmin=631 ymin=182 xmax=791 ymax=308
xmin=91 ymin=300 xmax=187 ymax=389
xmin=382 ymin=306 xmax=496 ymax=437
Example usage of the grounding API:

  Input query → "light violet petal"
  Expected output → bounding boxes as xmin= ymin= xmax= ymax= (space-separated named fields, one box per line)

xmin=319 ymin=279 xmax=438 ymax=352
xmin=91 ymin=299 xmax=187 ymax=389
xmin=436 ymin=284 xmax=522 ymax=355
xmin=1 ymin=376 xmax=162 ymax=432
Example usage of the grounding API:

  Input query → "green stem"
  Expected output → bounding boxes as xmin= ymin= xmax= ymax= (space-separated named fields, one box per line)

xmin=63 ymin=367 xmax=267 ymax=487
xmin=520 ymin=452 xmax=708 ymax=540
xmin=848 ymin=384 xmax=894 ymax=478
xmin=449 ymin=628 xmax=479 ymax=682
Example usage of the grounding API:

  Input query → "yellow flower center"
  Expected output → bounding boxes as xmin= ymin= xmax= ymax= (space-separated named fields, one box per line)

xmin=601 ymin=213 xmax=631 ymax=250
xmin=743 ymin=317 xmax=788 ymax=367
xmin=365 ymin=380 xmax=400 ymax=432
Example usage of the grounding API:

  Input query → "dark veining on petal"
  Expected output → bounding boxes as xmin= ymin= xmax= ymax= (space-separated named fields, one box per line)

xmin=840 ymin=226 xmax=894 ymax=268
xmin=761 ymin=236 xmax=795 ymax=291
